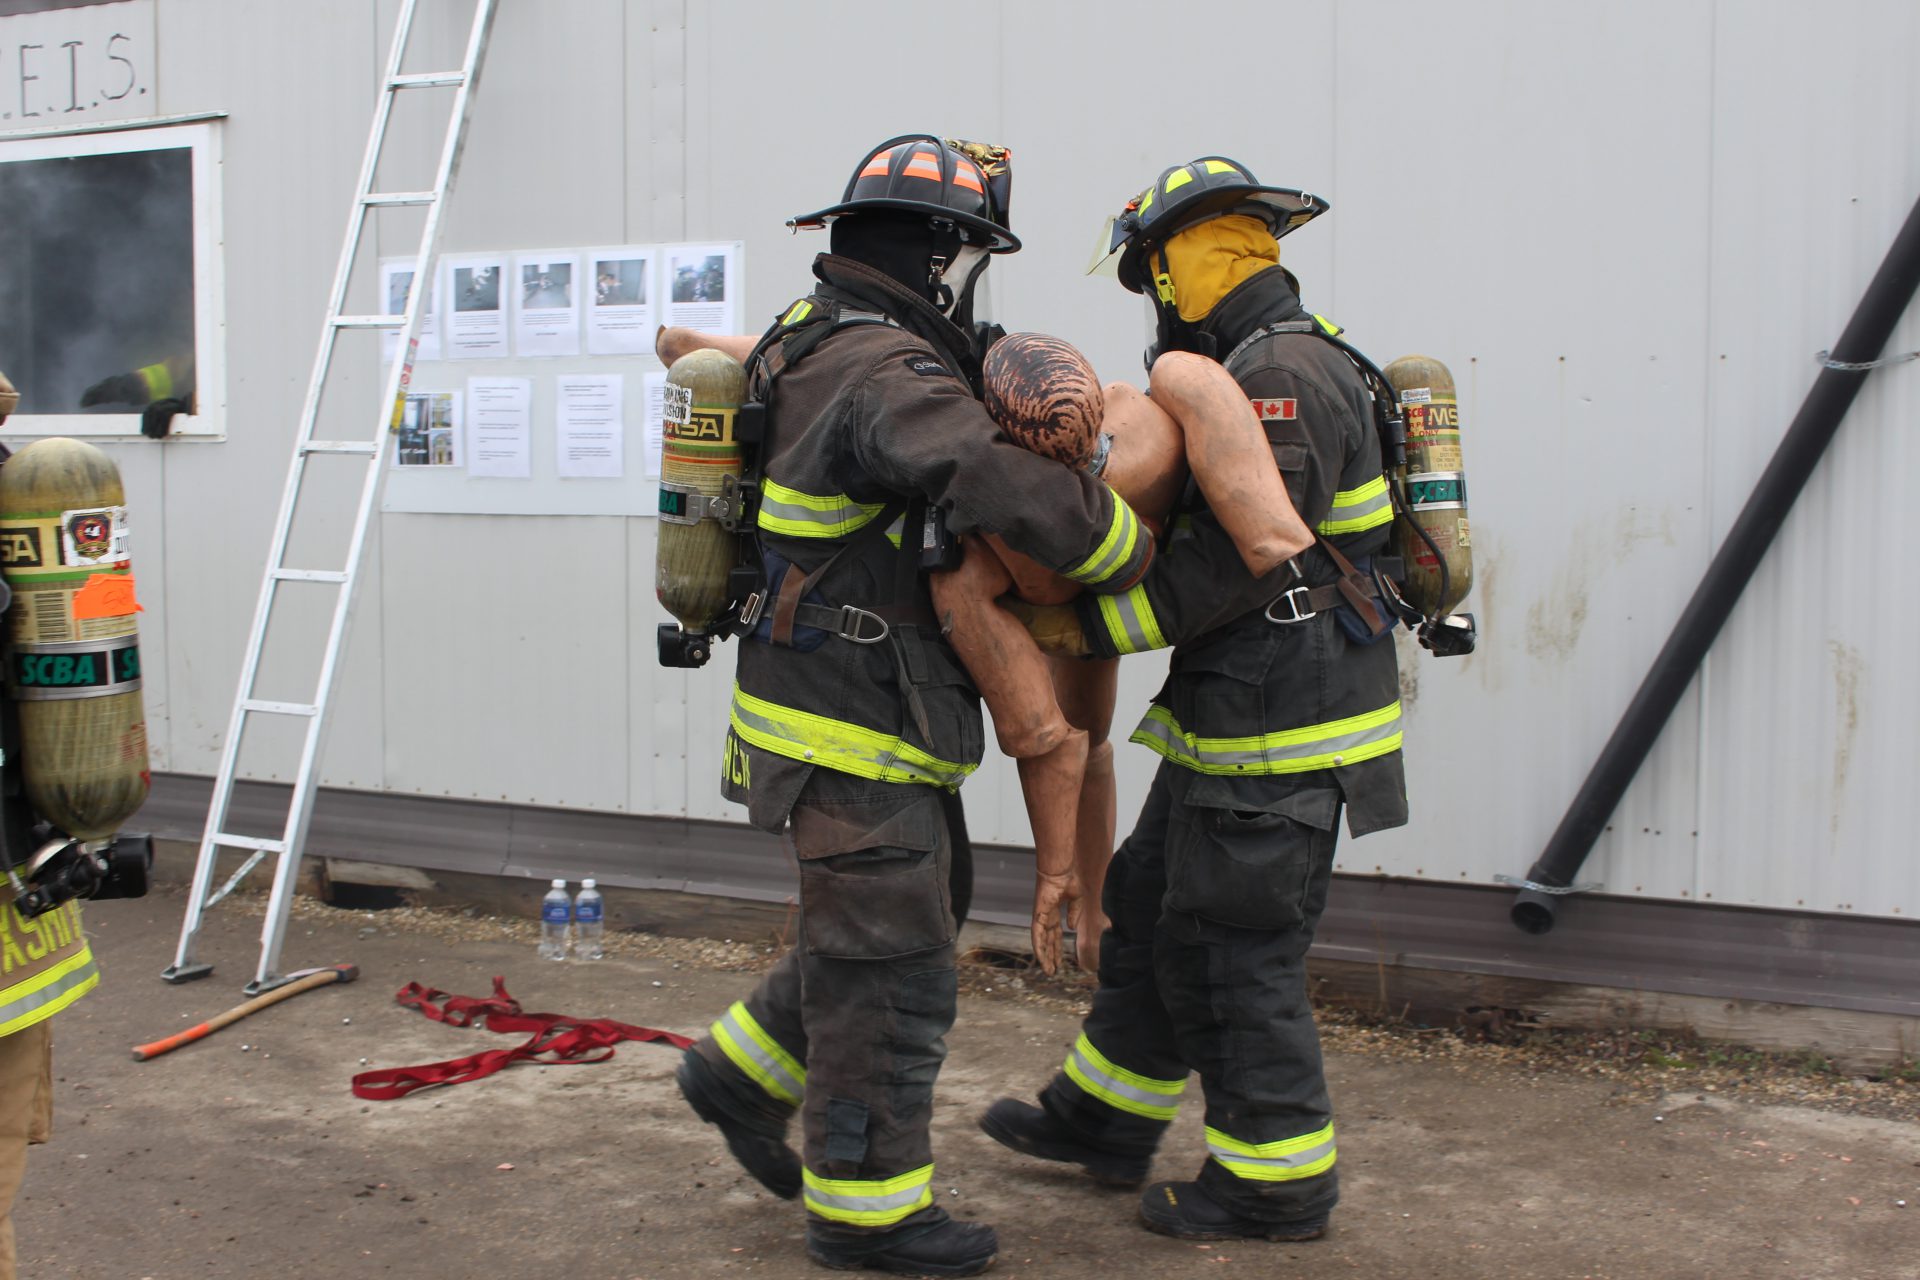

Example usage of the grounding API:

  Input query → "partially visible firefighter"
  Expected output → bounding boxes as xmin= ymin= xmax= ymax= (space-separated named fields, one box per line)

xmin=979 ymin=158 xmax=1411 ymax=1244
xmin=0 ymin=369 xmax=152 ymax=1279
xmin=669 ymin=137 xmax=1154 ymax=1276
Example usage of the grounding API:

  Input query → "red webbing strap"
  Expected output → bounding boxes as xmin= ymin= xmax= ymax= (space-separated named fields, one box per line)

xmin=350 ymin=977 xmax=694 ymax=1101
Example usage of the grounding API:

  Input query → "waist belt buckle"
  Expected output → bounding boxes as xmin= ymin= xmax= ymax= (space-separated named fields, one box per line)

xmin=837 ymin=605 xmax=890 ymax=644
xmin=1265 ymin=586 xmax=1317 ymax=625
xmin=736 ymin=590 xmax=765 ymax=629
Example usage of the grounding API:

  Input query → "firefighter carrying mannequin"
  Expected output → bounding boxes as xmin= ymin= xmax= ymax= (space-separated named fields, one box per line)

xmin=979 ymin=158 xmax=1410 ymax=1243
xmin=674 ymin=137 xmax=1153 ymax=1277
xmin=0 ymin=371 xmax=104 ymax=1280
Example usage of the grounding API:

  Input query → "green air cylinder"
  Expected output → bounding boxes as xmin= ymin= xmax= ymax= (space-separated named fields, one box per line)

xmin=0 ymin=438 xmax=149 ymax=841
xmin=655 ymin=349 xmax=749 ymax=633
xmin=1383 ymin=355 xmax=1472 ymax=617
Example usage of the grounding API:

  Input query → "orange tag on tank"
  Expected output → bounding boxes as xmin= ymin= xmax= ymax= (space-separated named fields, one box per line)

xmin=71 ymin=573 xmax=142 ymax=619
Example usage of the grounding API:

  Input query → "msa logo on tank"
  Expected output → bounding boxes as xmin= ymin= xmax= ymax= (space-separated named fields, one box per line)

xmin=0 ymin=526 xmax=42 ymax=568
xmin=662 ymin=382 xmax=737 ymax=444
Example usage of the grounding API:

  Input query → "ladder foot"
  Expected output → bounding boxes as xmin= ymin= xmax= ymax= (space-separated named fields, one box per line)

xmin=243 ymin=974 xmax=297 ymax=997
xmin=161 ymin=963 xmax=215 ymax=985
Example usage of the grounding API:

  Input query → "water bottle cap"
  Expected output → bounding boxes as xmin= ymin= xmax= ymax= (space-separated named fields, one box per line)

xmin=581 ymin=878 xmax=597 ymax=889
xmin=550 ymin=878 xmax=566 ymax=889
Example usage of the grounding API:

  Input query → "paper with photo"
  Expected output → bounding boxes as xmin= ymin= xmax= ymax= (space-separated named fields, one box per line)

xmin=391 ymin=390 xmax=462 ymax=468
xmin=379 ymin=258 xmax=440 ymax=363
xmin=585 ymin=247 xmax=655 ymax=356
xmin=466 ymin=376 xmax=532 ymax=478
xmin=641 ymin=371 xmax=668 ymax=481
xmin=440 ymin=255 xmax=510 ymax=359
xmin=665 ymin=243 xmax=738 ymax=334
xmin=512 ymin=252 xmax=582 ymax=357
xmin=556 ymin=374 xmax=624 ymax=479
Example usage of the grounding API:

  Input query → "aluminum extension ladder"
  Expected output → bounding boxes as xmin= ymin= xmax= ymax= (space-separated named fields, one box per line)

xmin=164 ymin=0 xmax=498 ymax=994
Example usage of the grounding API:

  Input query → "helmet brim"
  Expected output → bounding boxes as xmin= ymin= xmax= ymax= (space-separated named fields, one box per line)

xmin=788 ymin=200 xmax=1021 ymax=253
xmin=1107 ymin=185 xmax=1329 ymax=292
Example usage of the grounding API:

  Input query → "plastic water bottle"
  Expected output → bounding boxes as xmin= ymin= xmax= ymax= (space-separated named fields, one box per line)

xmin=574 ymin=879 xmax=605 ymax=960
xmin=539 ymin=879 xmax=571 ymax=960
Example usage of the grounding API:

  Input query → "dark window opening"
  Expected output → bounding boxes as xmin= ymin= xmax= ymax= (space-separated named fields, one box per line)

xmin=0 ymin=145 xmax=196 ymax=415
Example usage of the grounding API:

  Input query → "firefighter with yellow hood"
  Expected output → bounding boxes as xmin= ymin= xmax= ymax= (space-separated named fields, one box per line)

xmin=980 ymin=158 xmax=1410 ymax=1244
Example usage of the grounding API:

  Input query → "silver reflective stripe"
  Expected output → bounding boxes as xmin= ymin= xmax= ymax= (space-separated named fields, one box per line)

xmin=756 ymin=480 xmax=884 ymax=539
xmin=1063 ymin=1033 xmax=1183 ymax=1120
xmin=1064 ymin=498 xmax=1142 ymax=585
xmin=1096 ymin=586 xmax=1165 ymax=655
xmin=0 ymin=952 xmax=98 ymax=1035
xmin=1206 ymin=1124 xmax=1337 ymax=1182
xmin=710 ymin=1002 xmax=805 ymax=1106
xmin=1130 ymin=702 xmax=1402 ymax=776
xmin=802 ymin=1164 xmax=934 ymax=1226
xmin=1316 ymin=475 xmax=1392 ymax=535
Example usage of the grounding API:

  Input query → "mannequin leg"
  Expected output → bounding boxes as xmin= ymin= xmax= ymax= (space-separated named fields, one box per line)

xmin=929 ymin=538 xmax=1090 ymax=974
xmin=1051 ymin=655 xmax=1119 ymax=972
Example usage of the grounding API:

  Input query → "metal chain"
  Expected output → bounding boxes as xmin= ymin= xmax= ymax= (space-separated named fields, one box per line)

xmin=1492 ymin=873 xmax=1604 ymax=896
xmin=1814 ymin=348 xmax=1920 ymax=371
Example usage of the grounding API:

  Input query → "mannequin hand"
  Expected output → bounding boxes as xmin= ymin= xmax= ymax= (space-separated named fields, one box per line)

xmin=1002 ymin=601 xmax=1090 ymax=657
xmin=1031 ymin=870 xmax=1080 ymax=977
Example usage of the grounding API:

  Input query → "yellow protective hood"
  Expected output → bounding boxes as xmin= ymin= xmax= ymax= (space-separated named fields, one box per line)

xmin=1160 ymin=213 xmax=1281 ymax=322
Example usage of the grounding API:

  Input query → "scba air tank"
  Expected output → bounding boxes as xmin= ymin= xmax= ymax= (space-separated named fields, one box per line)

xmin=0 ymin=438 xmax=149 ymax=840
xmin=1383 ymin=355 xmax=1473 ymax=618
xmin=655 ymin=349 xmax=749 ymax=635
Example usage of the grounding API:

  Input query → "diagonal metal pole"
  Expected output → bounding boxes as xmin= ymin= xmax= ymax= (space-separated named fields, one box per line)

xmin=1509 ymin=191 xmax=1920 ymax=934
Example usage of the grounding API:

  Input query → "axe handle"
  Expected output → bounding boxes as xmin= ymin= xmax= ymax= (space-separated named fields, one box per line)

xmin=132 ymin=964 xmax=357 ymax=1061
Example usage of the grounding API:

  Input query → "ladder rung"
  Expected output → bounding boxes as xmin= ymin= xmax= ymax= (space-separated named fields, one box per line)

xmin=332 ymin=314 xmax=405 ymax=329
xmin=300 ymin=440 xmax=380 ymax=455
xmin=242 ymin=699 xmax=320 ymax=717
xmin=363 ymin=191 xmax=438 ymax=207
xmin=270 ymin=568 xmax=349 ymax=584
xmin=213 ymin=833 xmax=286 ymax=854
xmin=390 ymin=71 xmax=466 ymax=89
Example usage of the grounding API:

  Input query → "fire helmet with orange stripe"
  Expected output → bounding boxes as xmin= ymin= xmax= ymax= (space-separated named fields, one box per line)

xmin=790 ymin=135 xmax=1018 ymax=253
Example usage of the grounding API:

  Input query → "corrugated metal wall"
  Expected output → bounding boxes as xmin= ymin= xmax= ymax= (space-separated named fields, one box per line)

xmin=37 ymin=0 xmax=1917 ymax=919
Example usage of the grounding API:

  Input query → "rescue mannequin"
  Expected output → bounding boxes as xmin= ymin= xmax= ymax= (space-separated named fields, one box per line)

xmin=655 ymin=326 xmax=1304 ymax=973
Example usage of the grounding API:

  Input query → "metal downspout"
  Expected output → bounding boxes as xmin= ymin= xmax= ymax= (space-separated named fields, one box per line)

xmin=1510 ymin=192 xmax=1920 ymax=934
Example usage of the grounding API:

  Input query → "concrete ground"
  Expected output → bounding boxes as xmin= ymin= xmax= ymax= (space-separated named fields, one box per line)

xmin=18 ymin=890 xmax=1919 ymax=1280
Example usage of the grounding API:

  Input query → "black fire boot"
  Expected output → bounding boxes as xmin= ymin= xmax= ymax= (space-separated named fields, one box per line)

xmin=807 ymin=1216 xmax=998 ymax=1277
xmin=675 ymin=1049 xmax=802 ymax=1200
xmin=1137 ymin=1180 xmax=1329 ymax=1242
xmin=978 ymin=1098 xmax=1151 ymax=1188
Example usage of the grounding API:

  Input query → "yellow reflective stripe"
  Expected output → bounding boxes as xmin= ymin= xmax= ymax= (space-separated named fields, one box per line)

xmin=1165 ymin=169 xmax=1193 ymax=194
xmin=1062 ymin=1032 xmax=1184 ymax=1121
xmin=0 ymin=946 xmax=98 ymax=1037
xmin=1311 ymin=313 xmax=1343 ymax=336
xmin=730 ymin=685 xmax=977 ymax=789
xmin=803 ymin=1164 xmax=935 ymax=1226
xmin=782 ymin=300 xmax=814 ymax=326
xmin=1316 ymin=474 xmax=1393 ymax=536
xmin=138 ymin=363 xmax=173 ymax=399
xmin=710 ymin=1001 xmax=805 ymax=1106
xmin=1205 ymin=1123 xmax=1337 ymax=1182
xmin=1064 ymin=495 xmax=1142 ymax=586
xmin=1202 ymin=160 xmax=1240 ymax=176
xmin=1095 ymin=584 xmax=1166 ymax=655
xmin=1129 ymin=701 xmax=1402 ymax=776
xmin=756 ymin=478 xmax=886 ymax=539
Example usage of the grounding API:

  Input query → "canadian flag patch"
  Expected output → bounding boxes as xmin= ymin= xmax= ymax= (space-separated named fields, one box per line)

xmin=1250 ymin=398 xmax=1297 ymax=421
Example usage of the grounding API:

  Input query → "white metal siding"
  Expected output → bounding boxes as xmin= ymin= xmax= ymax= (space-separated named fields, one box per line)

xmin=30 ymin=0 xmax=1914 ymax=918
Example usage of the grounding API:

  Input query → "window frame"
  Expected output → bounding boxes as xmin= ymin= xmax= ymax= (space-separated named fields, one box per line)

xmin=0 ymin=115 xmax=226 ymax=440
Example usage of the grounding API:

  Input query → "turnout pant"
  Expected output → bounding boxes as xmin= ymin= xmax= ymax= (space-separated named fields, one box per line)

xmin=689 ymin=783 xmax=961 ymax=1244
xmin=1040 ymin=760 xmax=1342 ymax=1223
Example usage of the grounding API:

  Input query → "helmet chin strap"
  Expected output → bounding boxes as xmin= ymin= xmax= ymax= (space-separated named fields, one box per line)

xmin=1143 ymin=244 xmax=1215 ymax=370
xmin=931 ymin=243 xmax=990 ymax=319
